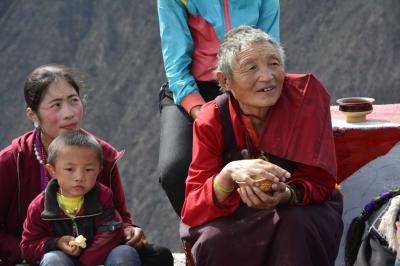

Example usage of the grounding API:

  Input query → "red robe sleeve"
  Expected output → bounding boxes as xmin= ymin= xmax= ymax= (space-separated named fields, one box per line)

xmin=181 ymin=102 xmax=241 ymax=227
xmin=287 ymin=163 xmax=337 ymax=204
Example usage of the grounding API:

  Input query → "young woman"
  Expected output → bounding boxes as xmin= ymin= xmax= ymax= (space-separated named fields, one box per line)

xmin=0 ymin=64 xmax=172 ymax=266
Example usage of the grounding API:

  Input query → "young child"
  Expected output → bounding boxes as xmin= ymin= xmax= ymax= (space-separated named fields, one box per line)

xmin=20 ymin=131 xmax=142 ymax=266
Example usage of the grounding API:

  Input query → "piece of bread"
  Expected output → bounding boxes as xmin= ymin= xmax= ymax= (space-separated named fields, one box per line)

xmin=141 ymin=239 xmax=149 ymax=246
xmin=69 ymin=235 xmax=87 ymax=248
xmin=236 ymin=178 xmax=273 ymax=193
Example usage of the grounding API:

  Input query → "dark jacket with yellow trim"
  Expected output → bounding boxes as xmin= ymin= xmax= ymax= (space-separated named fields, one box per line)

xmin=20 ymin=179 xmax=124 ymax=265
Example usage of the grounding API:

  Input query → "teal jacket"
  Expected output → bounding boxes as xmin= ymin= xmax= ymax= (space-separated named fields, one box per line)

xmin=157 ymin=0 xmax=280 ymax=113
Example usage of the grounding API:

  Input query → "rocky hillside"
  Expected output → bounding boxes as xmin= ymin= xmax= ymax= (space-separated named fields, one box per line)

xmin=0 ymin=0 xmax=399 ymax=253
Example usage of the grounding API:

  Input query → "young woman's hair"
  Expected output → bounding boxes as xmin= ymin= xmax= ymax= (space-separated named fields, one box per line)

xmin=47 ymin=130 xmax=103 ymax=166
xmin=24 ymin=64 xmax=83 ymax=112
xmin=345 ymin=188 xmax=400 ymax=266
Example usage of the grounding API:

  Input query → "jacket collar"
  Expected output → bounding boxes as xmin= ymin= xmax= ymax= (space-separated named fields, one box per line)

xmin=41 ymin=178 xmax=103 ymax=219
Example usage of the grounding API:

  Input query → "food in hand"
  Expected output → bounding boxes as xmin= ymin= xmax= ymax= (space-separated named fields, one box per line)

xmin=69 ymin=235 xmax=87 ymax=248
xmin=141 ymin=239 xmax=149 ymax=246
xmin=236 ymin=178 xmax=273 ymax=193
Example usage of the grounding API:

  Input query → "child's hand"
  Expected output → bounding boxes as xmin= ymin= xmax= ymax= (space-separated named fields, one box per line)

xmin=56 ymin=235 xmax=81 ymax=257
xmin=124 ymin=226 xmax=148 ymax=249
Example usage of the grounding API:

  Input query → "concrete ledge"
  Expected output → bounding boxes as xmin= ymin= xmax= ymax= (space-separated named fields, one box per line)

xmin=173 ymin=253 xmax=186 ymax=266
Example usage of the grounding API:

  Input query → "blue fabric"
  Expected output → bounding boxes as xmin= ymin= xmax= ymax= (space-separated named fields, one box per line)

xmin=40 ymin=250 xmax=76 ymax=266
xmin=104 ymin=245 xmax=141 ymax=266
xmin=157 ymin=0 xmax=280 ymax=105
xmin=39 ymin=245 xmax=141 ymax=266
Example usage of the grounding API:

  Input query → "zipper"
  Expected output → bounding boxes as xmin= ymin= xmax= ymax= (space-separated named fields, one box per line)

xmin=222 ymin=0 xmax=232 ymax=32
xmin=72 ymin=218 xmax=79 ymax=236
xmin=17 ymin=152 xmax=22 ymax=235
xmin=109 ymin=150 xmax=125 ymax=188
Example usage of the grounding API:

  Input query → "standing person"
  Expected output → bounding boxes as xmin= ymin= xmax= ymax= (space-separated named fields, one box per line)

xmin=0 ymin=64 xmax=173 ymax=266
xmin=158 ymin=0 xmax=281 ymax=216
xmin=180 ymin=26 xmax=343 ymax=265
xmin=21 ymin=131 xmax=142 ymax=266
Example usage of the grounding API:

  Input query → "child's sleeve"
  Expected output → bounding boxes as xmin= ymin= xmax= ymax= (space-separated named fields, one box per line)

xmin=79 ymin=189 xmax=125 ymax=266
xmin=20 ymin=196 xmax=55 ymax=264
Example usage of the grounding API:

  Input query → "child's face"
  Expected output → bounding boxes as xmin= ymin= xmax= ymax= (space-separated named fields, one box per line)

xmin=47 ymin=146 xmax=101 ymax=197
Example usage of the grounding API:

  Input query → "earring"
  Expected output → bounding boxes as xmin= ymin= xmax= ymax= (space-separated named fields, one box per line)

xmin=34 ymin=122 xmax=39 ymax=129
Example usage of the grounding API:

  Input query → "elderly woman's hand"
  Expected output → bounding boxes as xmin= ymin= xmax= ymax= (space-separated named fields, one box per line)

xmin=224 ymin=159 xmax=290 ymax=185
xmin=237 ymin=182 xmax=291 ymax=209
xmin=214 ymin=159 xmax=291 ymax=204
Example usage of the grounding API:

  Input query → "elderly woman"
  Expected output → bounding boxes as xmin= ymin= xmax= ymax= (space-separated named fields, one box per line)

xmin=180 ymin=26 xmax=343 ymax=265
xmin=0 ymin=64 xmax=172 ymax=265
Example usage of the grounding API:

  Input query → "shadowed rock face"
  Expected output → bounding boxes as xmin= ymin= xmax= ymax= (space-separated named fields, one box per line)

xmin=0 ymin=0 xmax=399 ymax=252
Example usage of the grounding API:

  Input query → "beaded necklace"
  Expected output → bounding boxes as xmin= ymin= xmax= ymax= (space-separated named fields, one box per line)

xmin=34 ymin=129 xmax=52 ymax=191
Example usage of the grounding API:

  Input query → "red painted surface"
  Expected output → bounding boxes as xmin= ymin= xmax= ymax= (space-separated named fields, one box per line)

xmin=331 ymin=104 xmax=400 ymax=183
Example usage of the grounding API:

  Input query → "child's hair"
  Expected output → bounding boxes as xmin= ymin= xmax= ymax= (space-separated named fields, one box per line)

xmin=345 ymin=188 xmax=400 ymax=266
xmin=47 ymin=130 xmax=103 ymax=166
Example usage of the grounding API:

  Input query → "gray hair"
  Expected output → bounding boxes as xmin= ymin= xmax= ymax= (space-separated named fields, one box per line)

xmin=216 ymin=25 xmax=285 ymax=79
xmin=47 ymin=130 xmax=103 ymax=166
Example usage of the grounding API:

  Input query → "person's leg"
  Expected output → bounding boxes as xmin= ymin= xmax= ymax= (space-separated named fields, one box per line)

xmin=39 ymin=250 xmax=75 ymax=266
xmin=104 ymin=245 xmax=141 ymax=266
xmin=158 ymin=82 xmax=221 ymax=216
xmin=180 ymin=207 xmax=277 ymax=266
xmin=138 ymin=244 xmax=173 ymax=266
xmin=158 ymin=86 xmax=193 ymax=216
xmin=266 ymin=191 xmax=344 ymax=266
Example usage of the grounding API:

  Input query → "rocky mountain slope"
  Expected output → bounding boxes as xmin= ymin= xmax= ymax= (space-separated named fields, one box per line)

xmin=0 ymin=0 xmax=399 ymax=253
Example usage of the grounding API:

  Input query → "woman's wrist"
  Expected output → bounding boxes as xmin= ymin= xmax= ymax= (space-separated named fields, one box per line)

xmin=286 ymin=185 xmax=301 ymax=205
xmin=214 ymin=178 xmax=235 ymax=194
xmin=213 ymin=173 xmax=235 ymax=194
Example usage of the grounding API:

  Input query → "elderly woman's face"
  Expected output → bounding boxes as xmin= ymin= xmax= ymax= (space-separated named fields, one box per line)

xmin=226 ymin=42 xmax=285 ymax=117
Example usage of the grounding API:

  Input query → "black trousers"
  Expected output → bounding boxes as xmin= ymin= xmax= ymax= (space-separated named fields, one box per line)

xmin=158 ymin=81 xmax=221 ymax=216
xmin=138 ymin=244 xmax=174 ymax=266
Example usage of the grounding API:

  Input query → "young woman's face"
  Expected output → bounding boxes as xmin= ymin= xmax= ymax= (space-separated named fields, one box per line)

xmin=34 ymin=80 xmax=84 ymax=143
xmin=225 ymin=42 xmax=285 ymax=117
xmin=47 ymin=146 xmax=100 ymax=197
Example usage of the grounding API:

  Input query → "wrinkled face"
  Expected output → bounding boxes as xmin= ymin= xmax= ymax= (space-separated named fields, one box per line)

xmin=47 ymin=146 xmax=100 ymax=197
xmin=224 ymin=42 xmax=285 ymax=117
xmin=29 ymin=79 xmax=83 ymax=143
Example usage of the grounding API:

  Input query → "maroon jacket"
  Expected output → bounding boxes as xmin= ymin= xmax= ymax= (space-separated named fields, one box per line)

xmin=21 ymin=179 xmax=124 ymax=265
xmin=0 ymin=129 xmax=134 ymax=265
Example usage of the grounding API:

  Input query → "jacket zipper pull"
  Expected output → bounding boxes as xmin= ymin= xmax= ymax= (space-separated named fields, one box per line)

xmin=72 ymin=219 xmax=79 ymax=237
